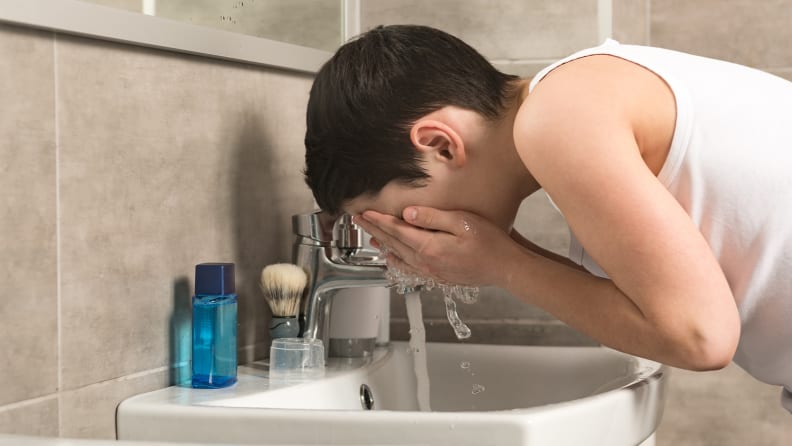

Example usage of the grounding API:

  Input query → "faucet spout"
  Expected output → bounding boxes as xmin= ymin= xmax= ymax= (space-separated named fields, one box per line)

xmin=291 ymin=212 xmax=389 ymax=359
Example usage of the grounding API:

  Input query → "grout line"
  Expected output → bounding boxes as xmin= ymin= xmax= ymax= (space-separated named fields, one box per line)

xmin=60 ymin=366 xmax=171 ymax=396
xmin=52 ymin=30 xmax=62 ymax=434
xmin=109 ymin=366 xmax=171 ymax=383
xmin=0 ymin=394 xmax=59 ymax=413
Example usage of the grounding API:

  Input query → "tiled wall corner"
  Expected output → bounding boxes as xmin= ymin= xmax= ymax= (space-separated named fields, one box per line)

xmin=0 ymin=24 xmax=58 ymax=412
xmin=55 ymin=34 xmax=315 ymax=391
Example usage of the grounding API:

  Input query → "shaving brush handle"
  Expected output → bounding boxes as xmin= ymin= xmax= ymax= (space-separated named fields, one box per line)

xmin=269 ymin=316 xmax=300 ymax=339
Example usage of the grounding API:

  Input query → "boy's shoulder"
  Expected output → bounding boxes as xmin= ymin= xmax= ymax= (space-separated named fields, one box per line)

xmin=513 ymin=54 xmax=675 ymax=173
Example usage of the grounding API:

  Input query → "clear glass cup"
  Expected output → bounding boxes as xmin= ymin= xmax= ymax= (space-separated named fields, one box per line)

xmin=269 ymin=338 xmax=325 ymax=385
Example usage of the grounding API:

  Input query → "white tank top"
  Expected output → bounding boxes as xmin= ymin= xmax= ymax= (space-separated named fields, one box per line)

xmin=529 ymin=40 xmax=792 ymax=403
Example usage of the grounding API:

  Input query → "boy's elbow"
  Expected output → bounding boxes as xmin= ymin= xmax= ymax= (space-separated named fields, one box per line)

xmin=678 ymin=319 xmax=740 ymax=371
xmin=687 ymin=338 xmax=736 ymax=371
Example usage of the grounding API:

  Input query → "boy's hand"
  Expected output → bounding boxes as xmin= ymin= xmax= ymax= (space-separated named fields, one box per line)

xmin=353 ymin=206 xmax=525 ymax=287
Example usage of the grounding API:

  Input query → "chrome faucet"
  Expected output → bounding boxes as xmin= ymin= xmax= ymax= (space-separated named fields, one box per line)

xmin=292 ymin=211 xmax=388 ymax=359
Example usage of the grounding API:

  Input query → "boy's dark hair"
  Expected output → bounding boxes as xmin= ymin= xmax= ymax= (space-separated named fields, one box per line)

xmin=304 ymin=24 xmax=519 ymax=214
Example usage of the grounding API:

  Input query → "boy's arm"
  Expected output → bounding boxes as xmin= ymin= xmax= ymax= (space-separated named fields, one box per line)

xmin=361 ymin=203 xmax=735 ymax=371
xmin=510 ymin=55 xmax=740 ymax=369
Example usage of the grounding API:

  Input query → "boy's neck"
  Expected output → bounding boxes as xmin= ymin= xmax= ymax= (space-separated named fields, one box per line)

xmin=489 ymin=78 xmax=541 ymax=200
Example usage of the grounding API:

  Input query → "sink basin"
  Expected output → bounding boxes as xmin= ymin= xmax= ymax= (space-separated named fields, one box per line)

xmin=117 ymin=341 xmax=667 ymax=446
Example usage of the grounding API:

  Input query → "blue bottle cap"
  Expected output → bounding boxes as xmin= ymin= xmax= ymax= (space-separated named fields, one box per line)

xmin=195 ymin=263 xmax=235 ymax=295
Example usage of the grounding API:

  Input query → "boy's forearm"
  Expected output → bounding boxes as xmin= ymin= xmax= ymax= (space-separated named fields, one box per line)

xmin=499 ymin=248 xmax=709 ymax=370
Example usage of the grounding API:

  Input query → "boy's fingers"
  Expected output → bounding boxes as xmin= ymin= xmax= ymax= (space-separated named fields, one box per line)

xmin=354 ymin=213 xmax=415 ymax=261
xmin=403 ymin=206 xmax=465 ymax=236
xmin=359 ymin=210 xmax=444 ymax=259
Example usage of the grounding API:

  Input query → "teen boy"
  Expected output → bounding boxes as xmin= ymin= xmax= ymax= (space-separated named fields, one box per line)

xmin=303 ymin=25 xmax=792 ymax=411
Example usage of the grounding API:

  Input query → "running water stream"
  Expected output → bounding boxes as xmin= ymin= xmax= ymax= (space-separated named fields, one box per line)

xmin=379 ymin=248 xmax=480 ymax=410
xmin=387 ymin=270 xmax=480 ymax=411
xmin=404 ymin=291 xmax=431 ymax=411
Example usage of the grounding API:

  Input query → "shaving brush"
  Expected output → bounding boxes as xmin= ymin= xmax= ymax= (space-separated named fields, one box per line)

xmin=260 ymin=263 xmax=307 ymax=339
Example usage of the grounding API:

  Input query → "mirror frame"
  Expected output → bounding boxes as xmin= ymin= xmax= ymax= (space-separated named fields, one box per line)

xmin=0 ymin=0 xmax=358 ymax=73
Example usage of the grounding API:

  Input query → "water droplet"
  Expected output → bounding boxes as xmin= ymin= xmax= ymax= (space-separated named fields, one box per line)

xmin=462 ymin=219 xmax=472 ymax=232
xmin=444 ymin=294 xmax=471 ymax=339
xmin=471 ymin=384 xmax=485 ymax=395
xmin=460 ymin=361 xmax=471 ymax=369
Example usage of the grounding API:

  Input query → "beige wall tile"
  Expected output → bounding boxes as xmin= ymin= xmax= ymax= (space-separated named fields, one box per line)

xmin=657 ymin=364 xmax=792 ymax=446
xmin=0 ymin=397 xmax=58 ymax=436
xmin=613 ymin=0 xmax=649 ymax=44
xmin=0 ymin=24 xmax=58 ymax=406
xmin=651 ymin=0 xmax=792 ymax=68
xmin=60 ymin=369 xmax=169 ymax=439
xmin=361 ymin=0 xmax=599 ymax=60
xmin=56 ymin=35 xmax=315 ymax=390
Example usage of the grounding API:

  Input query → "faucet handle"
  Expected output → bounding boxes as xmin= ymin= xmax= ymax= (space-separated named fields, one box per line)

xmin=292 ymin=211 xmax=336 ymax=243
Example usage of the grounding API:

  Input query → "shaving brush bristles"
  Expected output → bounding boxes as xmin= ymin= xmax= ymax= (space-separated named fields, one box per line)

xmin=260 ymin=263 xmax=307 ymax=317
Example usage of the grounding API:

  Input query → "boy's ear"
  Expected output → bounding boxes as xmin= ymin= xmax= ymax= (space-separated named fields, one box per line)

xmin=409 ymin=119 xmax=467 ymax=167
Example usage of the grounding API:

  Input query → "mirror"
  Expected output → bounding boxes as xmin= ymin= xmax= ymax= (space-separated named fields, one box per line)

xmin=81 ymin=0 xmax=344 ymax=52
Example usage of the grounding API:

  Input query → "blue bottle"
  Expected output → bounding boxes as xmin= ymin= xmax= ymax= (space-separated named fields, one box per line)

xmin=192 ymin=263 xmax=237 ymax=388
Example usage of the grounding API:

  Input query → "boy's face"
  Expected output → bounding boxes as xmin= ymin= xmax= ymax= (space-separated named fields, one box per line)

xmin=341 ymin=173 xmax=522 ymax=232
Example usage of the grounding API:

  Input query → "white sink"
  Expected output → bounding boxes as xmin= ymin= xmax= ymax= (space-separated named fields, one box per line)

xmin=117 ymin=342 xmax=667 ymax=446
